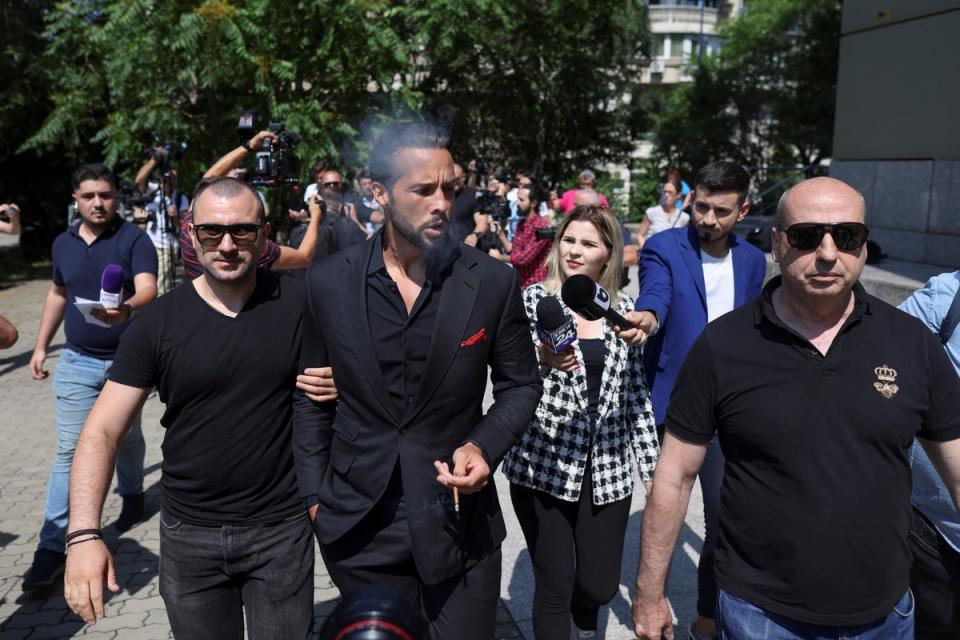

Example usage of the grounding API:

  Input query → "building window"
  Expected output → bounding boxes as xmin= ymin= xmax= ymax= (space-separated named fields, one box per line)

xmin=654 ymin=35 xmax=666 ymax=57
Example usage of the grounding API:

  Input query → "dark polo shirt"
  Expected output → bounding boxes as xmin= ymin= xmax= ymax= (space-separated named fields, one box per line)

xmin=52 ymin=216 xmax=158 ymax=359
xmin=666 ymin=276 xmax=960 ymax=626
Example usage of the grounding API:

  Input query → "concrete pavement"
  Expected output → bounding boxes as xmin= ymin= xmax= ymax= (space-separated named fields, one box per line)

xmin=0 ymin=268 xmax=702 ymax=639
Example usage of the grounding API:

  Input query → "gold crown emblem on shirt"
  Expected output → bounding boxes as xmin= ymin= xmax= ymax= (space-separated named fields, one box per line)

xmin=874 ymin=364 xmax=897 ymax=382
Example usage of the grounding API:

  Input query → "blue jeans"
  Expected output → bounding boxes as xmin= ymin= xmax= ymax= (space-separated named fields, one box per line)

xmin=159 ymin=511 xmax=314 ymax=639
xmin=38 ymin=348 xmax=145 ymax=553
xmin=717 ymin=587 xmax=914 ymax=640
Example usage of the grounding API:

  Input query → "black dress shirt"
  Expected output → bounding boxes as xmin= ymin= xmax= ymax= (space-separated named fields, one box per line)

xmin=366 ymin=242 xmax=449 ymax=419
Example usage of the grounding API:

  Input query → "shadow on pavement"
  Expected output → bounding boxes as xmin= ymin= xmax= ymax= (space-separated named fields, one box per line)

xmin=504 ymin=508 xmax=704 ymax=639
xmin=0 ymin=534 xmax=159 ymax=638
xmin=0 ymin=342 xmax=62 ymax=378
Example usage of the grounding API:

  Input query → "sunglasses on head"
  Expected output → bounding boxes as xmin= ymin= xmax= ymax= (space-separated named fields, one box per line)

xmin=778 ymin=222 xmax=869 ymax=251
xmin=192 ymin=223 xmax=262 ymax=248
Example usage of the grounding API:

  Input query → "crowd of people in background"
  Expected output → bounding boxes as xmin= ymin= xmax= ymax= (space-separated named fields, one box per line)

xmin=4 ymin=119 xmax=960 ymax=640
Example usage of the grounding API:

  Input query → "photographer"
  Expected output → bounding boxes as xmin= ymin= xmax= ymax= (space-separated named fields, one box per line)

xmin=510 ymin=182 xmax=553 ymax=289
xmin=311 ymin=168 xmax=368 ymax=250
xmin=134 ymin=152 xmax=188 ymax=295
xmin=178 ymin=130 xmax=321 ymax=278
xmin=465 ymin=212 xmax=511 ymax=262
xmin=0 ymin=203 xmax=21 ymax=235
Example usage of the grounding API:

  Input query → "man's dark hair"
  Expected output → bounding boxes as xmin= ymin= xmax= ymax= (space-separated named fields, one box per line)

xmin=369 ymin=121 xmax=450 ymax=187
xmin=356 ymin=169 xmax=371 ymax=181
xmin=71 ymin=163 xmax=117 ymax=191
xmin=520 ymin=182 xmax=547 ymax=208
xmin=694 ymin=161 xmax=751 ymax=203
xmin=192 ymin=176 xmax=266 ymax=223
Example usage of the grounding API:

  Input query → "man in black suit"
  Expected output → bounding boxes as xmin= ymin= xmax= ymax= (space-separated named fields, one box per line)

xmin=293 ymin=121 xmax=541 ymax=639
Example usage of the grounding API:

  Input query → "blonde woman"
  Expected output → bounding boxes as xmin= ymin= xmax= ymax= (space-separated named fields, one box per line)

xmin=504 ymin=205 xmax=659 ymax=638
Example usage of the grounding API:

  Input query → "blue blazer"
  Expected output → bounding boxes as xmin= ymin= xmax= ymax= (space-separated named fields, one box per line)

xmin=636 ymin=226 xmax=766 ymax=425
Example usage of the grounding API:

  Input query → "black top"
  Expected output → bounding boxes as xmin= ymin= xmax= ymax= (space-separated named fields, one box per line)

xmin=366 ymin=243 xmax=447 ymax=419
xmin=579 ymin=338 xmax=605 ymax=421
xmin=51 ymin=217 xmax=158 ymax=359
xmin=666 ymin=277 xmax=960 ymax=626
xmin=109 ymin=271 xmax=304 ymax=525
xmin=451 ymin=187 xmax=480 ymax=241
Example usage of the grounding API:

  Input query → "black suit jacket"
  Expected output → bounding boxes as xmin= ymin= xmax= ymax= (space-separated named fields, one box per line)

xmin=292 ymin=235 xmax=541 ymax=584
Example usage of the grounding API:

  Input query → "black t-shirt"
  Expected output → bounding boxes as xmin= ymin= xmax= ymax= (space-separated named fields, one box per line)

xmin=666 ymin=277 xmax=960 ymax=626
xmin=109 ymin=271 xmax=304 ymax=526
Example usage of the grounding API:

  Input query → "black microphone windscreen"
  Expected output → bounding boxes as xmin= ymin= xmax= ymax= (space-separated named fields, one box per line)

xmin=536 ymin=296 xmax=567 ymax=331
xmin=560 ymin=274 xmax=597 ymax=311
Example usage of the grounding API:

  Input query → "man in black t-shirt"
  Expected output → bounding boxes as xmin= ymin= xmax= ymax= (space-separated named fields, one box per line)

xmin=63 ymin=177 xmax=317 ymax=639
xmin=632 ymin=177 xmax=960 ymax=640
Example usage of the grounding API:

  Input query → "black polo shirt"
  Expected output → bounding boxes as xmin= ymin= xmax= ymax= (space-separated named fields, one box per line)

xmin=666 ymin=276 xmax=960 ymax=626
xmin=51 ymin=216 xmax=158 ymax=359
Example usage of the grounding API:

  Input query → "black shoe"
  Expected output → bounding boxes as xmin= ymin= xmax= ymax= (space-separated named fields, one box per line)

xmin=22 ymin=550 xmax=66 ymax=591
xmin=113 ymin=493 xmax=145 ymax=532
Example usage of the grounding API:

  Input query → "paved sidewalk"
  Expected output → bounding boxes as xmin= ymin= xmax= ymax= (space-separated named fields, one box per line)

xmin=0 ymin=271 xmax=704 ymax=639
xmin=0 ymin=276 xmax=524 ymax=639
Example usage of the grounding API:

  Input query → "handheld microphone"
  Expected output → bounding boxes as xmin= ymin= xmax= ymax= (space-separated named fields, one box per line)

xmin=561 ymin=274 xmax=636 ymax=329
xmin=535 ymin=296 xmax=577 ymax=354
xmin=99 ymin=264 xmax=124 ymax=309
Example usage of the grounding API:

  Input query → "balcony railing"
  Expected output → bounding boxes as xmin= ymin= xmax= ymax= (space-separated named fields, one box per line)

xmin=648 ymin=4 xmax=719 ymax=30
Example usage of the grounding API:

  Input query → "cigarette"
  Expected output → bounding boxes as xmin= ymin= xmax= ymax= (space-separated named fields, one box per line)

xmin=453 ymin=486 xmax=460 ymax=514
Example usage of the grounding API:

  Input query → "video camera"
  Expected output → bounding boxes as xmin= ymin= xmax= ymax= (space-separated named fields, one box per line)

xmin=117 ymin=180 xmax=152 ymax=220
xmin=237 ymin=111 xmax=301 ymax=188
xmin=150 ymin=134 xmax=188 ymax=178
xmin=475 ymin=191 xmax=509 ymax=225
xmin=535 ymin=227 xmax=558 ymax=241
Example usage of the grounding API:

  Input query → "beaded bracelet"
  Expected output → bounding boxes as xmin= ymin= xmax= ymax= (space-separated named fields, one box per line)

xmin=65 ymin=528 xmax=102 ymax=543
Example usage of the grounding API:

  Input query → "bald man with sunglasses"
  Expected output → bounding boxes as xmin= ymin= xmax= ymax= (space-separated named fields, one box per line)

xmin=632 ymin=177 xmax=960 ymax=640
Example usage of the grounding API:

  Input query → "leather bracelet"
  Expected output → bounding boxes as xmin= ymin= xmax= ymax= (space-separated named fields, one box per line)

xmin=241 ymin=140 xmax=253 ymax=152
xmin=67 ymin=536 xmax=103 ymax=549
xmin=66 ymin=528 xmax=102 ymax=543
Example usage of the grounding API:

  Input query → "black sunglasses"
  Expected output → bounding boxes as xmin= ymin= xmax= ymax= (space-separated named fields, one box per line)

xmin=192 ymin=223 xmax=263 ymax=247
xmin=778 ymin=222 xmax=869 ymax=252
xmin=322 ymin=181 xmax=342 ymax=189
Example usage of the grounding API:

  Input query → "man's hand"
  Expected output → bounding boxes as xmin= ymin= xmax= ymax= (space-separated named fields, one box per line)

xmin=90 ymin=305 xmax=132 ymax=327
xmin=248 ymin=130 xmax=277 ymax=151
xmin=64 ymin=539 xmax=120 ymax=625
xmin=288 ymin=208 xmax=309 ymax=222
xmin=30 ymin=348 xmax=48 ymax=380
xmin=614 ymin=310 xmax=658 ymax=346
xmin=631 ymin=591 xmax=673 ymax=639
xmin=296 ymin=367 xmax=338 ymax=403
xmin=539 ymin=344 xmax=579 ymax=373
xmin=434 ymin=442 xmax=490 ymax=495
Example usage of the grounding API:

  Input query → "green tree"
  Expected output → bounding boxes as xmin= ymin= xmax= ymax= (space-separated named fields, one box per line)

xmin=7 ymin=0 xmax=654 ymax=246
xmin=647 ymin=0 xmax=841 ymax=195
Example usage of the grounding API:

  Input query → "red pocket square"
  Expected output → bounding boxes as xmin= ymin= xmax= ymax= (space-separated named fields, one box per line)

xmin=460 ymin=328 xmax=487 ymax=347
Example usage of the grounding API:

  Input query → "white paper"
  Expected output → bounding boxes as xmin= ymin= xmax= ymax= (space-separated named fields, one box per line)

xmin=74 ymin=297 xmax=111 ymax=328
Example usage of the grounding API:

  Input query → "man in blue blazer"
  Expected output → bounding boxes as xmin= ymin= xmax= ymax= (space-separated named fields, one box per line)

xmin=620 ymin=161 xmax=766 ymax=640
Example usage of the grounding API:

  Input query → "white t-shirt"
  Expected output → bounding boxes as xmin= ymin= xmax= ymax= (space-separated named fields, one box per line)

xmin=701 ymin=249 xmax=735 ymax=322
xmin=644 ymin=205 xmax=690 ymax=238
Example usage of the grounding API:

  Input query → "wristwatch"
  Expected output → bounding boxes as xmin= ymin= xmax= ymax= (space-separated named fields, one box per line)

xmin=241 ymin=140 xmax=253 ymax=152
xmin=122 ymin=302 xmax=137 ymax=320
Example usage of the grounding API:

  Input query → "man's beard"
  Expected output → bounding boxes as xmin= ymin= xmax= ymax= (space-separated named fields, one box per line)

xmin=390 ymin=212 xmax=459 ymax=274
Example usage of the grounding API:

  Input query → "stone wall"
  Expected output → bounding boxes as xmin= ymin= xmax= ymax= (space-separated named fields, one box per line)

xmin=830 ymin=160 xmax=960 ymax=267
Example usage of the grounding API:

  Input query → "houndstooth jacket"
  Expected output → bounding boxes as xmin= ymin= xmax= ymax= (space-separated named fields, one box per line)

xmin=503 ymin=283 xmax=659 ymax=505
